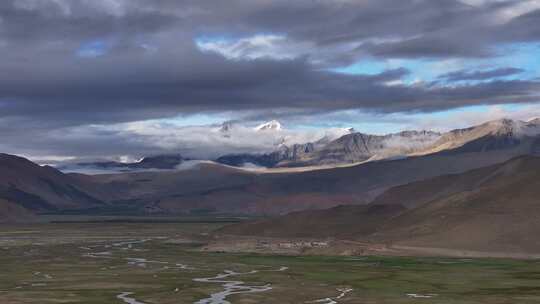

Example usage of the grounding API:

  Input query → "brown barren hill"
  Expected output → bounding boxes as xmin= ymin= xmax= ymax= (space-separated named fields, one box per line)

xmin=0 ymin=153 xmax=105 ymax=213
xmin=219 ymin=204 xmax=406 ymax=238
xmin=219 ymin=156 xmax=540 ymax=255
xmin=0 ymin=199 xmax=35 ymax=223
xmin=372 ymin=155 xmax=540 ymax=253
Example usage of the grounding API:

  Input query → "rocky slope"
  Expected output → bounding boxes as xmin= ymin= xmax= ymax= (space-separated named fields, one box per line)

xmin=417 ymin=118 xmax=540 ymax=155
xmin=216 ymin=143 xmax=316 ymax=168
xmin=216 ymin=118 xmax=540 ymax=168
xmin=216 ymin=130 xmax=440 ymax=168
xmin=278 ymin=130 xmax=441 ymax=167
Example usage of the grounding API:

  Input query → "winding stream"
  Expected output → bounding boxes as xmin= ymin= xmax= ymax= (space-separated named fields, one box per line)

xmin=80 ymin=239 xmax=290 ymax=304
xmin=309 ymin=288 xmax=353 ymax=304
xmin=193 ymin=270 xmax=272 ymax=304
xmin=117 ymin=292 xmax=147 ymax=304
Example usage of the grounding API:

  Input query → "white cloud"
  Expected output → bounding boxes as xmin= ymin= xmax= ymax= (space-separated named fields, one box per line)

xmin=196 ymin=34 xmax=306 ymax=61
xmin=23 ymin=155 xmax=77 ymax=166
xmin=411 ymin=103 xmax=540 ymax=132
xmin=74 ymin=119 xmax=352 ymax=160
xmin=196 ymin=33 xmax=365 ymax=66
xmin=493 ymin=0 xmax=540 ymax=24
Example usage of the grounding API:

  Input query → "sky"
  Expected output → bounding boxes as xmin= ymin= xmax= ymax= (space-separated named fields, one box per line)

xmin=0 ymin=0 xmax=540 ymax=163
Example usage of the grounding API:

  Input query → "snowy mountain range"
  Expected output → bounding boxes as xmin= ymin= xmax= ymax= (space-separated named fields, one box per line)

xmin=216 ymin=118 xmax=540 ymax=168
xmin=57 ymin=118 xmax=540 ymax=173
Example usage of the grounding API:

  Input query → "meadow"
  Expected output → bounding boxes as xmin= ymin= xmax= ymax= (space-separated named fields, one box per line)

xmin=1 ymin=221 xmax=540 ymax=303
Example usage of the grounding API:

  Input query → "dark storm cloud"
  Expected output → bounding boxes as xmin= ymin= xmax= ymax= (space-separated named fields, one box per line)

xmin=1 ymin=0 xmax=540 ymax=159
xmin=500 ymin=8 xmax=540 ymax=42
xmin=0 ymin=1 xmax=181 ymax=44
xmin=1 ymin=54 xmax=537 ymax=125
xmin=361 ymin=36 xmax=495 ymax=59
xmin=438 ymin=67 xmax=525 ymax=82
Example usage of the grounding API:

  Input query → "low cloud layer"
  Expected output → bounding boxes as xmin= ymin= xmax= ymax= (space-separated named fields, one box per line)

xmin=2 ymin=120 xmax=352 ymax=164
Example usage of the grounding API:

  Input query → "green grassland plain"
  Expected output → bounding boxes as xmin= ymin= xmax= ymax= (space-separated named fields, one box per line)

xmin=1 ymin=221 xmax=540 ymax=303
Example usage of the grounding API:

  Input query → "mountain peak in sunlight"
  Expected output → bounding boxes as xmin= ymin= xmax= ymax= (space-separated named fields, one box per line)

xmin=254 ymin=120 xmax=283 ymax=131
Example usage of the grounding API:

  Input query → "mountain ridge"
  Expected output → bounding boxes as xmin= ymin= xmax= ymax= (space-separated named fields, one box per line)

xmin=216 ymin=118 xmax=540 ymax=168
xmin=3 ymin=117 xmax=540 ymax=220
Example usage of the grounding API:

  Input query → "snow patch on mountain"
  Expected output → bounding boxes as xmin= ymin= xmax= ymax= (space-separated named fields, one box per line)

xmin=491 ymin=118 xmax=540 ymax=137
xmin=254 ymin=120 xmax=283 ymax=131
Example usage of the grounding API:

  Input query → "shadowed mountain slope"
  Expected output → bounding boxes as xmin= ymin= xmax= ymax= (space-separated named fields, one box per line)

xmin=371 ymin=156 xmax=540 ymax=253
xmin=0 ymin=199 xmax=35 ymax=223
xmin=219 ymin=156 xmax=540 ymax=254
xmin=0 ymin=153 xmax=105 ymax=213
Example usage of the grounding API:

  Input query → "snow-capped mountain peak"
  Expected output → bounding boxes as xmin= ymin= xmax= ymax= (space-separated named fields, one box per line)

xmin=255 ymin=120 xmax=283 ymax=131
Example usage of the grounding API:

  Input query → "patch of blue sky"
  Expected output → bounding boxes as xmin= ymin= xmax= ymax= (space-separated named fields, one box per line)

xmin=195 ymin=31 xmax=283 ymax=44
xmin=418 ymin=104 xmax=491 ymax=119
xmin=195 ymin=34 xmax=234 ymax=45
xmin=492 ymin=42 xmax=540 ymax=80
xmin=294 ymin=103 xmax=537 ymax=134
xmin=288 ymin=109 xmax=412 ymax=134
xmin=332 ymin=42 xmax=539 ymax=84
xmin=404 ymin=103 xmax=532 ymax=121
xmin=332 ymin=59 xmax=387 ymax=75
xmin=77 ymin=40 xmax=108 ymax=58
xmin=293 ymin=120 xmax=402 ymax=135
xmin=332 ymin=57 xmax=455 ymax=84
xmin=396 ymin=103 xmax=535 ymax=130
xmin=387 ymin=59 xmax=440 ymax=83
xmin=341 ymin=120 xmax=406 ymax=135
xmin=440 ymin=43 xmax=540 ymax=83
xmin=157 ymin=113 xmax=231 ymax=127
xmin=435 ymin=44 xmax=540 ymax=85
xmin=492 ymin=103 xmax=539 ymax=113
xmin=143 ymin=103 xmax=536 ymax=134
